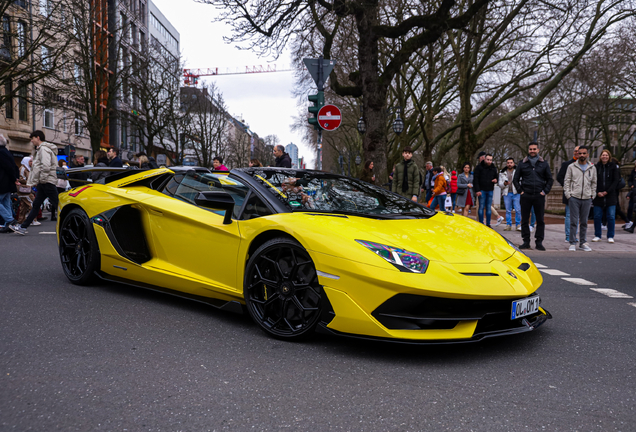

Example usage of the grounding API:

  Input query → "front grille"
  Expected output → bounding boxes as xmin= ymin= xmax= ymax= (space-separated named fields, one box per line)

xmin=372 ymin=293 xmax=539 ymax=331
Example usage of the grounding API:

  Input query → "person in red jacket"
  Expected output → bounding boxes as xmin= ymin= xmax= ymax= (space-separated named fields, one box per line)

xmin=450 ymin=170 xmax=458 ymax=212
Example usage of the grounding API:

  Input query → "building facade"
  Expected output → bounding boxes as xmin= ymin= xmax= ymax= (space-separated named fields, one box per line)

xmin=1 ymin=0 xmax=92 ymax=165
xmin=285 ymin=143 xmax=298 ymax=168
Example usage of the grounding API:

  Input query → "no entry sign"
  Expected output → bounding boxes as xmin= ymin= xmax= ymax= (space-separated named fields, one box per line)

xmin=317 ymin=104 xmax=342 ymax=131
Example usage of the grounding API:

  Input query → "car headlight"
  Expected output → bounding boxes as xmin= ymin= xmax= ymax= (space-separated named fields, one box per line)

xmin=500 ymin=234 xmax=523 ymax=255
xmin=356 ymin=240 xmax=429 ymax=273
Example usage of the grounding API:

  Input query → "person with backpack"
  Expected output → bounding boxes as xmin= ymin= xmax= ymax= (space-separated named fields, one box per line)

xmin=428 ymin=166 xmax=448 ymax=210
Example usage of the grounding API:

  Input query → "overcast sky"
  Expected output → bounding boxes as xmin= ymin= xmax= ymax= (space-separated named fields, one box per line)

xmin=150 ymin=0 xmax=313 ymax=166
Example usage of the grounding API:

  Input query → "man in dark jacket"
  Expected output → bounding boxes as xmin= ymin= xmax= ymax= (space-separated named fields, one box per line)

xmin=107 ymin=147 xmax=123 ymax=167
xmin=513 ymin=142 xmax=554 ymax=250
xmin=592 ymin=149 xmax=619 ymax=243
xmin=67 ymin=155 xmax=89 ymax=188
xmin=392 ymin=146 xmax=420 ymax=202
xmin=420 ymin=161 xmax=433 ymax=203
xmin=273 ymin=145 xmax=292 ymax=168
xmin=473 ymin=153 xmax=498 ymax=226
xmin=556 ymin=146 xmax=579 ymax=243
xmin=0 ymin=134 xmax=19 ymax=230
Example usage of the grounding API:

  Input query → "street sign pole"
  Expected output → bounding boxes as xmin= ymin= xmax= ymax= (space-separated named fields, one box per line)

xmin=317 ymin=130 xmax=322 ymax=170
xmin=303 ymin=56 xmax=336 ymax=171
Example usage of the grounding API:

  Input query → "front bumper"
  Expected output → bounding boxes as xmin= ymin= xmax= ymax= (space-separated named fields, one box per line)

xmin=317 ymin=306 xmax=551 ymax=345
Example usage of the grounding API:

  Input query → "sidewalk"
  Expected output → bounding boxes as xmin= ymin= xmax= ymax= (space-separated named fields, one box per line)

xmin=471 ymin=212 xmax=636 ymax=253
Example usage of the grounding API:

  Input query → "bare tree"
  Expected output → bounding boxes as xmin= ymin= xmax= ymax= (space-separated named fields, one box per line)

xmin=226 ymin=122 xmax=252 ymax=168
xmin=0 ymin=0 xmax=70 ymax=107
xmin=39 ymin=0 xmax=131 ymax=153
xmin=197 ymin=0 xmax=491 ymax=181
xmin=181 ymin=83 xmax=229 ymax=168
xmin=128 ymin=39 xmax=183 ymax=157
xmin=442 ymin=0 xmax=635 ymax=164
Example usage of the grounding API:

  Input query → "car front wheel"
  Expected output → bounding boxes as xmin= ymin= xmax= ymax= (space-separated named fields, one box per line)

xmin=244 ymin=237 xmax=322 ymax=340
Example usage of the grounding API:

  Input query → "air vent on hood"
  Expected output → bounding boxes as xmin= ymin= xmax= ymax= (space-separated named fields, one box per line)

xmin=518 ymin=263 xmax=531 ymax=271
xmin=460 ymin=273 xmax=499 ymax=277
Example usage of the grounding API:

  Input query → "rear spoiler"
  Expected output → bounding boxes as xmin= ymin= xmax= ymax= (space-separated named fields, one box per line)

xmin=61 ymin=167 xmax=172 ymax=185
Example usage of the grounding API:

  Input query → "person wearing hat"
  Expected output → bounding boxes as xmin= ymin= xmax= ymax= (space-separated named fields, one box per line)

xmin=392 ymin=146 xmax=420 ymax=202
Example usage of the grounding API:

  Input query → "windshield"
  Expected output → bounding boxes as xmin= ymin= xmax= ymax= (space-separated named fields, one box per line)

xmin=245 ymin=169 xmax=435 ymax=218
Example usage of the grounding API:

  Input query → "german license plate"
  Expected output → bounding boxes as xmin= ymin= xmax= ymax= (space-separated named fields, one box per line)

xmin=511 ymin=296 xmax=540 ymax=320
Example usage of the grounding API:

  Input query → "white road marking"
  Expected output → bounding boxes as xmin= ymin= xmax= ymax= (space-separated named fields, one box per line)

xmin=628 ymin=303 xmax=636 ymax=308
xmin=534 ymin=263 xmax=547 ymax=268
xmin=561 ymin=277 xmax=597 ymax=286
xmin=540 ymin=269 xmax=570 ymax=276
xmin=38 ymin=232 xmax=57 ymax=235
xmin=590 ymin=289 xmax=634 ymax=299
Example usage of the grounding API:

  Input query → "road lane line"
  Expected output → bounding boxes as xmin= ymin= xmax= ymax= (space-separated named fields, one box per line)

xmin=590 ymin=288 xmax=633 ymax=299
xmin=39 ymin=232 xmax=56 ymax=235
xmin=628 ymin=303 xmax=636 ymax=308
xmin=561 ymin=277 xmax=597 ymax=286
xmin=540 ymin=269 xmax=570 ymax=276
xmin=534 ymin=263 xmax=547 ymax=268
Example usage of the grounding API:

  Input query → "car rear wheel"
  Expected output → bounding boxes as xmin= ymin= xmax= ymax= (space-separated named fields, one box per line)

xmin=244 ymin=237 xmax=322 ymax=340
xmin=59 ymin=208 xmax=100 ymax=285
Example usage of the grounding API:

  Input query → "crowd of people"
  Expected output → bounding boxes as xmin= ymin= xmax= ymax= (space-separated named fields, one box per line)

xmin=0 ymin=135 xmax=297 ymax=235
xmin=360 ymin=141 xmax=636 ymax=251
xmin=1 ymin=130 xmax=634 ymax=248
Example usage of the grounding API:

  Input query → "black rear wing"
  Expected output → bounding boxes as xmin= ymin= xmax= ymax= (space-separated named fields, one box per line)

xmin=61 ymin=167 xmax=152 ymax=185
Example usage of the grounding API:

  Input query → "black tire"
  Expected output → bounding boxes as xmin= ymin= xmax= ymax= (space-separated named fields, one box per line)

xmin=244 ymin=237 xmax=322 ymax=341
xmin=59 ymin=208 xmax=100 ymax=285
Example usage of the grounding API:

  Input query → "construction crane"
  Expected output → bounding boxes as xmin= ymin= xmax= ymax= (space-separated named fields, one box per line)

xmin=183 ymin=65 xmax=293 ymax=86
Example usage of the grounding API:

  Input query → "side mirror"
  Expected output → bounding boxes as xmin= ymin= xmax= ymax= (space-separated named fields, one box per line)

xmin=195 ymin=191 xmax=235 ymax=224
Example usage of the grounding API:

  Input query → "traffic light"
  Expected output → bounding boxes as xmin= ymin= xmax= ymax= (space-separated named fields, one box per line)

xmin=308 ymin=91 xmax=324 ymax=130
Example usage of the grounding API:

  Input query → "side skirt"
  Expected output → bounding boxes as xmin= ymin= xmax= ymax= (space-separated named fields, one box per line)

xmin=94 ymin=271 xmax=245 ymax=315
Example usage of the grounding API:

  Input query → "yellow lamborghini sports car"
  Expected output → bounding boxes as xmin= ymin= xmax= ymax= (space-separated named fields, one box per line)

xmin=57 ymin=166 xmax=551 ymax=343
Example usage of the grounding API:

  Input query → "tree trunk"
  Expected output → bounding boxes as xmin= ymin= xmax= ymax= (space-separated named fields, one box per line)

xmin=356 ymin=5 xmax=390 ymax=184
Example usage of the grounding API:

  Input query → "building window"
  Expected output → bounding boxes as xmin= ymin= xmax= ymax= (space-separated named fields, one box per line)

xmin=74 ymin=117 xmax=83 ymax=136
xmin=17 ymin=20 xmax=26 ymax=57
xmin=4 ymin=80 xmax=12 ymax=119
xmin=18 ymin=81 xmax=27 ymax=121
xmin=40 ymin=0 xmax=52 ymax=17
xmin=121 ymin=122 xmax=128 ymax=149
xmin=140 ymin=2 xmax=146 ymax=25
xmin=41 ymin=45 xmax=50 ymax=70
xmin=132 ymin=23 xmax=138 ymax=46
xmin=1 ymin=15 xmax=11 ymax=61
xmin=44 ymin=107 xmax=54 ymax=128
xmin=74 ymin=64 xmax=83 ymax=85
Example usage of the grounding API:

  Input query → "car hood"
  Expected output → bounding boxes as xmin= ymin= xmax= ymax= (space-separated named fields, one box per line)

xmin=293 ymin=212 xmax=514 ymax=264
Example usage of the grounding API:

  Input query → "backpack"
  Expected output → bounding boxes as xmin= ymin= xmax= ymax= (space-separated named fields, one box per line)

xmin=617 ymin=176 xmax=626 ymax=190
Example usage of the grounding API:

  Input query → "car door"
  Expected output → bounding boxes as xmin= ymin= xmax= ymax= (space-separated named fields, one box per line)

xmin=142 ymin=172 xmax=248 ymax=296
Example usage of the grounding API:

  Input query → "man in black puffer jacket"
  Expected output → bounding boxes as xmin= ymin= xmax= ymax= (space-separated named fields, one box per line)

xmin=473 ymin=153 xmax=499 ymax=226
xmin=513 ymin=142 xmax=553 ymax=250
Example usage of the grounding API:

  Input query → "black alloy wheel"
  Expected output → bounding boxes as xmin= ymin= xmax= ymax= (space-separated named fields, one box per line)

xmin=244 ymin=237 xmax=322 ymax=340
xmin=59 ymin=208 xmax=100 ymax=285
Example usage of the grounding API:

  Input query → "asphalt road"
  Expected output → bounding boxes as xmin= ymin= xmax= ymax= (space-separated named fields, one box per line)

xmin=1 ymin=223 xmax=635 ymax=431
